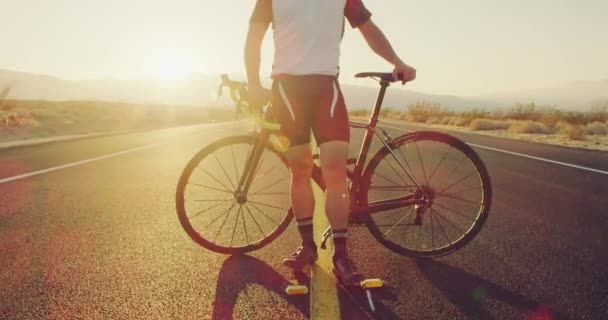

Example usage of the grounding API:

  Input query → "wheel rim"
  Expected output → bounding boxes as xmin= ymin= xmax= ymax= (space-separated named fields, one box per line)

xmin=365 ymin=135 xmax=488 ymax=254
xmin=180 ymin=138 xmax=291 ymax=251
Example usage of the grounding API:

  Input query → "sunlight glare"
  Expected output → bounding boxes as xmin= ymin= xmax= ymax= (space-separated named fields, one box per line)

xmin=154 ymin=53 xmax=194 ymax=79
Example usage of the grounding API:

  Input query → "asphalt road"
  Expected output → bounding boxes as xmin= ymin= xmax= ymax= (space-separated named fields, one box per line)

xmin=1 ymin=120 xmax=607 ymax=320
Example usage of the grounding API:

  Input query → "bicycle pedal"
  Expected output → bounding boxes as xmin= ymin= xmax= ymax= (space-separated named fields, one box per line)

xmin=361 ymin=278 xmax=384 ymax=289
xmin=285 ymin=284 xmax=308 ymax=295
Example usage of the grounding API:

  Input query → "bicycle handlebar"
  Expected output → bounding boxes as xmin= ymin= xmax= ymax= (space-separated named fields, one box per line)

xmin=218 ymin=74 xmax=280 ymax=131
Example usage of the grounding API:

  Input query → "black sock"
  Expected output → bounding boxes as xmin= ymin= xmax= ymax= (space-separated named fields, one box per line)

xmin=332 ymin=228 xmax=348 ymax=260
xmin=297 ymin=217 xmax=315 ymax=248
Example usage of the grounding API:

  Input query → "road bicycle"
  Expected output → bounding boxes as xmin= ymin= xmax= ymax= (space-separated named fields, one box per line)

xmin=176 ymin=73 xmax=492 ymax=258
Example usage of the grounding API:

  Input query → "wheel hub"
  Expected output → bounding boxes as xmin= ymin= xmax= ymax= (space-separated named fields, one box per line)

xmin=414 ymin=185 xmax=435 ymax=224
xmin=234 ymin=191 xmax=247 ymax=205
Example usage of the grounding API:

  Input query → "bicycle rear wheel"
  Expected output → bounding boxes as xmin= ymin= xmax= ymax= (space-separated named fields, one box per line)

xmin=361 ymin=131 xmax=491 ymax=258
xmin=176 ymin=135 xmax=293 ymax=254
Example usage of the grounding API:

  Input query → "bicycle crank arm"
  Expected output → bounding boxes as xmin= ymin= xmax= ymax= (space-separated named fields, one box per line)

xmin=319 ymin=227 xmax=332 ymax=249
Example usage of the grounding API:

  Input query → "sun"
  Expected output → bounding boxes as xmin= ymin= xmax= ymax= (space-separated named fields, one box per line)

xmin=154 ymin=53 xmax=194 ymax=79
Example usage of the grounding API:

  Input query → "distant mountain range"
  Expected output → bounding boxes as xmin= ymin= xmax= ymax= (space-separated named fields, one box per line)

xmin=1 ymin=69 xmax=606 ymax=111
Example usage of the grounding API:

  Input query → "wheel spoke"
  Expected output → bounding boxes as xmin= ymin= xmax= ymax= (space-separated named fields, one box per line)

xmin=230 ymin=205 xmax=241 ymax=247
xmin=430 ymin=205 xmax=435 ymax=250
xmin=431 ymin=209 xmax=452 ymax=246
xmin=397 ymin=147 xmax=422 ymax=187
xmin=231 ymin=145 xmax=241 ymax=187
xmin=250 ymin=176 xmax=289 ymax=195
xmin=433 ymin=203 xmax=476 ymax=223
xmin=435 ymin=192 xmax=483 ymax=207
xmin=213 ymin=202 xmax=236 ymax=242
xmin=198 ymin=168 xmax=234 ymax=194
xmin=188 ymin=183 xmax=233 ymax=194
xmin=250 ymin=192 xmax=289 ymax=196
xmin=200 ymin=202 xmax=235 ymax=231
xmin=429 ymin=146 xmax=452 ymax=181
xmin=248 ymin=200 xmax=286 ymax=212
xmin=186 ymin=199 xmax=230 ymax=202
xmin=431 ymin=207 xmax=466 ymax=235
xmin=252 ymin=164 xmax=280 ymax=185
xmin=436 ymin=170 xmax=478 ymax=195
xmin=213 ymin=152 xmax=236 ymax=189
xmin=188 ymin=198 xmax=232 ymax=219
xmin=428 ymin=141 xmax=436 ymax=182
xmin=414 ymin=141 xmax=429 ymax=185
xmin=434 ymin=155 xmax=466 ymax=191
xmin=241 ymin=206 xmax=250 ymax=246
xmin=378 ymin=156 xmax=417 ymax=193
xmin=383 ymin=207 xmax=414 ymax=236
xmin=248 ymin=201 xmax=280 ymax=227
xmin=244 ymin=204 xmax=266 ymax=238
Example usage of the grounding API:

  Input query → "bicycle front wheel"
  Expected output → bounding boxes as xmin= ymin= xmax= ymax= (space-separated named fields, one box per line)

xmin=361 ymin=131 xmax=492 ymax=258
xmin=176 ymin=135 xmax=293 ymax=254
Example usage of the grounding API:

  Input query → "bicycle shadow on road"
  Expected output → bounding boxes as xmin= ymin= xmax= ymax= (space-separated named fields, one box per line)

xmin=211 ymin=255 xmax=309 ymax=320
xmin=415 ymin=259 xmax=568 ymax=320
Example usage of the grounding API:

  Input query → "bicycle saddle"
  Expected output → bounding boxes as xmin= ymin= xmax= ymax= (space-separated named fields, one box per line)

xmin=355 ymin=72 xmax=405 ymax=83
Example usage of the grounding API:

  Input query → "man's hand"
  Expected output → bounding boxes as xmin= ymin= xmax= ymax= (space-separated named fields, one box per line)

xmin=392 ymin=60 xmax=416 ymax=85
xmin=248 ymin=84 xmax=271 ymax=113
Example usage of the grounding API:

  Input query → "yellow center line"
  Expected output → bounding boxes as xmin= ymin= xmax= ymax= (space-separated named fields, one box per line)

xmin=309 ymin=139 xmax=341 ymax=320
xmin=310 ymin=186 xmax=341 ymax=320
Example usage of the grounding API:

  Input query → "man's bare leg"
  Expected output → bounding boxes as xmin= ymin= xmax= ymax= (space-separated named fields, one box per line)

xmin=319 ymin=140 xmax=364 ymax=285
xmin=282 ymin=144 xmax=317 ymax=269
xmin=319 ymin=141 xmax=350 ymax=230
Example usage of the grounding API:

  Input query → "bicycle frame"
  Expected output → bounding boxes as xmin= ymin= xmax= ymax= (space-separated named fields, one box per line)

xmin=232 ymin=78 xmax=428 ymax=221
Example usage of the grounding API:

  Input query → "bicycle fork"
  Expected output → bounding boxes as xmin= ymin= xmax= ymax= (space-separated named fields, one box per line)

xmin=234 ymin=131 xmax=270 ymax=203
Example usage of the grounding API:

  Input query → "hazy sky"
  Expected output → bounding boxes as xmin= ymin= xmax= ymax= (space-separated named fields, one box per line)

xmin=2 ymin=0 xmax=607 ymax=96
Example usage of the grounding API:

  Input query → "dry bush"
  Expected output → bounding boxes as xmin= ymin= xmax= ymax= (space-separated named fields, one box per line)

xmin=506 ymin=102 xmax=541 ymax=121
xmin=585 ymin=121 xmax=607 ymax=135
xmin=456 ymin=108 xmax=488 ymax=126
xmin=426 ymin=117 xmax=440 ymax=124
xmin=406 ymin=101 xmax=449 ymax=122
xmin=452 ymin=117 xmax=469 ymax=127
xmin=439 ymin=116 xmax=454 ymax=125
xmin=508 ymin=120 xmax=552 ymax=134
xmin=586 ymin=100 xmax=608 ymax=123
xmin=556 ymin=121 xmax=586 ymax=140
xmin=0 ymin=111 xmax=31 ymax=128
xmin=349 ymin=109 xmax=369 ymax=117
xmin=537 ymin=107 xmax=565 ymax=128
xmin=469 ymin=119 xmax=509 ymax=131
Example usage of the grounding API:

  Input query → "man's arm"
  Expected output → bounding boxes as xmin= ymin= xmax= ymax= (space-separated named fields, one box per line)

xmin=244 ymin=0 xmax=272 ymax=109
xmin=358 ymin=20 xmax=416 ymax=83
xmin=244 ymin=22 xmax=269 ymax=88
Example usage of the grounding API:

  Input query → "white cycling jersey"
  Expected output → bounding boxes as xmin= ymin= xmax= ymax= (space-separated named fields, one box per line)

xmin=250 ymin=0 xmax=372 ymax=77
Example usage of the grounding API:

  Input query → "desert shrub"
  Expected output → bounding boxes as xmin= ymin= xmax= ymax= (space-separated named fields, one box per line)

xmin=451 ymin=117 xmax=469 ymax=127
xmin=379 ymin=107 xmax=400 ymax=119
xmin=556 ymin=121 xmax=586 ymax=140
xmin=585 ymin=100 xmax=608 ymax=123
xmin=508 ymin=120 xmax=552 ymax=134
xmin=439 ymin=116 xmax=453 ymax=125
xmin=0 ymin=111 xmax=31 ymax=128
xmin=507 ymin=102 xmax=541 ymax=121
xmin=406 ymin=101 xmax=449 ymax=122
xmin=538 ymin=107 xmax=565 ymax=128
xmin=456 ymin=108 xmax=488 ymax=126
xmin=426 ymin=117 xmax=440 ymax=124
xmin=585 ymin=121 xmax=607 ymax=135
xmin=350 ymin=109 xmax=369 ymax=117
xmin=561 ymin=111 xmax=586 ymax=125
xmin=469 ymin=119 xmax=509 ymax=131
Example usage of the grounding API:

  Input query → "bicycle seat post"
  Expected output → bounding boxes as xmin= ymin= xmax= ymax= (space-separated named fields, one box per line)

xmin=368 ymin=80 xmax=390 ymax=127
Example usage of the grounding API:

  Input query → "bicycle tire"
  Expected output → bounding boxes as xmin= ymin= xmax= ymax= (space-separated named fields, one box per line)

xmin=176 ymin=135 xmax=294 ymax=254
xmin=361 ymin=131 xmax=492 ymax=258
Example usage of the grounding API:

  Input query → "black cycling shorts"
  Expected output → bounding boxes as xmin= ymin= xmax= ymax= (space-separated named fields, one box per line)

xmin=271 ymin=75 xmax=350 ymax=147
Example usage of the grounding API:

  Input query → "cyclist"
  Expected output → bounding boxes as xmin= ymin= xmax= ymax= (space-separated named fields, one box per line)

xmin=245 ymin=0 xmax=416 ymax=285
